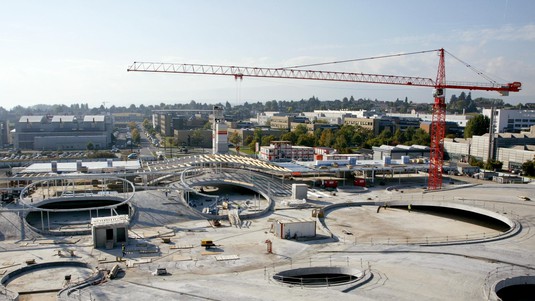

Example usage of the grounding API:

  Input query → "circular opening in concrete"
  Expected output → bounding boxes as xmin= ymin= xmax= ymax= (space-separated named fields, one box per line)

xmin=326 ymin=203 xmax=515 ymax=245
xmin=35 ymin=198 xmax=127 ymax=210
xmin=390 ymin=205 xmax=511 ymax=232
xmin=188 ymin=184 xmax=268 ymax=214
xmin=25 ymin=197 xmax=129 ymax=233
xmin=497 ymin=284 xmax=535 ymax=300
xmin=273 ymin=267 xmax=362 ymax=287
xmin=1 ymin=261 xmax=93 ymax=300
xmin=495 ymin=275 xmax=535 ymax=301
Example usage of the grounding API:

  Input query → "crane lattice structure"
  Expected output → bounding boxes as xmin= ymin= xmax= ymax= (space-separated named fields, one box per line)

xmin=127 ymin=48 xmax=521 ymax=190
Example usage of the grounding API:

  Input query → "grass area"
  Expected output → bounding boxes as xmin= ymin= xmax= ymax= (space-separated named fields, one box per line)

xmin=239 ymin=147 xmax=255 ymax=155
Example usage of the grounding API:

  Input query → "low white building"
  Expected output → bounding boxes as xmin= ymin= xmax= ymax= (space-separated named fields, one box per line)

xmin=91 ymin=215 xmax=129 ymax=248
xmin=259 ymin=141 xmax=314 ymax=162
xmin=497 ymin=145 xmax=535 ymax=170
xmin=272 ymin=219 xmax=316 ymax=239
xmin=291 ymin=184 xmax=308 ymax=200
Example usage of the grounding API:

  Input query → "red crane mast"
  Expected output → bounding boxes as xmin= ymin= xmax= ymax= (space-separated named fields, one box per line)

xmin=128 ymin=49 xmax=521 ymax=190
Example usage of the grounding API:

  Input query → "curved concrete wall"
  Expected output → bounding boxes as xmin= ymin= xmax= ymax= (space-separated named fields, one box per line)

xmin=23 ymin=199 xmax=135 ymax=237
xmin=31 ymin=195 xmax=126 ymax=211
xmin=386 ymin=201 xmax=516 ymax=229
xmin=1 ymin=261 xmax=92 ymax=287
xmin=275 ymin=266 xmax=362 ymax=278
xmin=319 ymin=201 xmax=519 ymax=245
xmin=179 ymin=167 xmax=275 ymax=221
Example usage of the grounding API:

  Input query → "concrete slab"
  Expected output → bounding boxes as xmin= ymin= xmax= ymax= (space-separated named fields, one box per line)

xmin=1 ymin=176 xmax=534 ymax=300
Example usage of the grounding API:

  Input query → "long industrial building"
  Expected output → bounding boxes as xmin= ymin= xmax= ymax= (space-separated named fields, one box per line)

xmin=13 ymin=114 xmax=114 ymax=150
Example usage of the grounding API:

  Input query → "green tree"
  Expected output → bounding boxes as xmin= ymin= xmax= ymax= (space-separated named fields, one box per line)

xmin=244 ymin=135 xmax=253 ymax=146
xmin=469 ymin=157 xmax=484 ymax=168
xmin=351 ymin=127 xmax=372 ymax=148
xmin=296 ymin=133 xmax=315 ymax=147
xmin=86 ymin=142 xmax=94 ymax=150
xmin=261 ymin=135 xmax=276 ymax=146
xmin=127 ymin=121 xmax=137 ymax=130
xmin=464 ymin=115 xmax=490 ymax=138
xmin=319 ymin=129 xmax=334 ymax=147
xmin=142 ymin=118 xmax=151 ymax=130
xmin=484 ymin=160 xmax=503 ymax=171
xmin=253 ymin=128 xmax=263 ymax=144
xmin=281 ymin=131 xmax=297 ymax=144
xmin=203 ymin=122 xmax=212 ymax=130
xmin=229 ymin=132 xmax=242 ymax=145
xmin=333 ymin=135 xmax=350 ymax=153
xmin=392 ymin=128 xmax=404 ymax=145
xmin=191 ymin=129 xmax=204 ymax=146
xmin=131 ymin=128 xmax=141 ymax=144
xmin=294 ymin=124 xmax=308 ymax=136
xmin=521 ymin=160 xmax=535 ymax=176
xmin=409 ymin=128 xmax=431 ymax=146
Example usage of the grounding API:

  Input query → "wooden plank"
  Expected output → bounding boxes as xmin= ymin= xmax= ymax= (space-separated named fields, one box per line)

xmin=215 ymin=255 xmax=240 ymax=261
xmin=170 ymin=244 xmax=193 ymax=249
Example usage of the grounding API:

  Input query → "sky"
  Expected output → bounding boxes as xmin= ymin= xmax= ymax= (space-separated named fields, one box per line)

xmin=1 ymin=0 xmax=534 ymax=110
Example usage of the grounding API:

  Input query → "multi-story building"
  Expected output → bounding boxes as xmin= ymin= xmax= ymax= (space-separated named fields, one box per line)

xmin=0 ymin=120 xmax=9 ymax=148
xmin=301 ymin=110 xmax=370 ymax=125
xmin=173 ymin=129 xmax=212 ymax=148
xmin=254 ymin=111 xmax=279 ymax=126
xmin=152 ymin=110 xmax=210 ymax=137
xmin=270 ymin=115 xmax=308 ymax=131
xmin=14 ymin=114 xmax=113 ymax=150
xmin=387 ymin=111 xmax=472 ymax=128
xmin=344 ymin=117 xmax=381 ymax=135
xmin=444 ymin=126 xmax=535 ymax=168
xmin=259 ymin=141 xmax=314 ymax=162
xmin=289 ymin=122 xmax=338 ymax=133
xmin=112 ymin=113 xmax=146 ymax=127
xmin=482 ymin=108 xmax=535 ymax=133
xmin=226 ymin=128 xmax=284 ymax=146
xmin=378 ymin=116 xmax=421 ymax=133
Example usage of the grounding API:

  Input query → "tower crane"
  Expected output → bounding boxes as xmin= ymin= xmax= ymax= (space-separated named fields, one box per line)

xmin=127 ymin=48 xmax=521 ymax=190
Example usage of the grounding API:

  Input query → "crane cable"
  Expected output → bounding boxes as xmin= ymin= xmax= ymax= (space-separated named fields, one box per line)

xmin=281 ymin=49 xmax=506 ymax=87
xmin=280 ymin=49 xmax=441 ymax=69
xmin=444 ymin=50 xmax=503 ymax=85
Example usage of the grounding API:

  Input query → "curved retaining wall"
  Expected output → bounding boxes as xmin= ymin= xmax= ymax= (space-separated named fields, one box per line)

xmin=23 ymin=203 xmax=135 ymax=237
xmin=273 ymin=266 xmax=364 ymax=288
xmin=275 ymin=266 xmax=362 ymax=278
xmin=319 ymin=201 xmax=519 ymax=246
xmin=180 ymin=179 xmax=274 ymax=221
xmin=386 ymin=201 xmax=516 ymax=230
xmin=179 ymin=167 xmax=276 ymax=221
xmin=19 ymin=177 xmax=136 ymax=237
xmin=1 ymin=261 xmax=92 ymax=286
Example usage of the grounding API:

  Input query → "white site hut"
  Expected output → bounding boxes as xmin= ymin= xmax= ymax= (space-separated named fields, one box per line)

xmin=91 ymin=215 xmax=129 ymax=248
xmin=272 ymin=218 xmax=316 ymax=239
xmin=292 ymin=183 xmax=308 ymax=200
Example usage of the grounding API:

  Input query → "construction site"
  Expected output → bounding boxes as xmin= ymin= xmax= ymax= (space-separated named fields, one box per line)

xmin=0 ymin=48 xmax=532 ymax=301
xmin=0 ymin=154 xmax=534 ymax=301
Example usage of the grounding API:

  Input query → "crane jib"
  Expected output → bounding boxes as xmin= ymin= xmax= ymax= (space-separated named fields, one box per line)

xmin=127 ymin=62 xmax=521 ymax=93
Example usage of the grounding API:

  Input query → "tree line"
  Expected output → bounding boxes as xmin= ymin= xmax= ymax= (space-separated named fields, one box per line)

xmin=229 ymin=124 xmax=431 ymax=154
